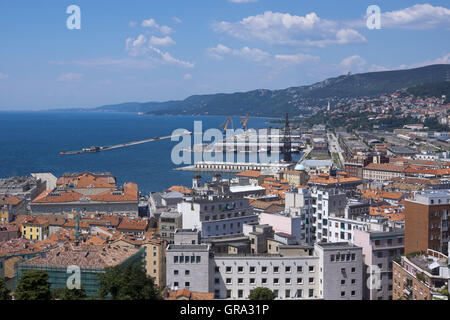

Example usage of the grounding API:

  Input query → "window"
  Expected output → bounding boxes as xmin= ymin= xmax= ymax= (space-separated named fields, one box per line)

xmin=238 ymin=278 xmax=244 ymax=285
xmin=174 ymin=282 xmax=179 ymax=287
xmin=285 ymin=266 xmax=291 ymax=273
xmin=296 ymin=289 xmax=303 ymax=298
xmin=351 ymin=267 xmax=355 ymax=273
xmin=215 ymin=278 xmax=220 ymax=284
xmin=215 ymin=266 xmax=220 ymax=273
xmin=274 ymin=266 xmax=279 ymax=273
xmin=174 ymin=270 xmax=179 ymax=275
xmin=238 ymin=290 xmax=243 ymax=298
xmin=341 ymin=280 xmax=345 ymax=285
xmin=309 ymin=277 xmax=314 ymax=284
xmin=351 ymin=279 xmax=356 ymax=284
xmin=185 ymin=270 xmax=190 ymax=276
xmin=341 ymin=291 xmax=345 ymax=297
xmin=226 ymin=266 xmax=232 ymax=273
xmin=273 ymin=278 xmax=279 ymax=285
xmin=297 ymin=266 xmax=303 ymax=273
xmin=309 ymin=289 xmax=314 ymax=298
xmin=330 ymin=254 xmax=335 ymax=262
xmin=285 ymin=278 xmax=291 ymax=285
xmin=351 ymin=291 xmax=356 ymax=296
xmin=309 ymin=266 xmax=315 ymax=272
xmin=285 ymin=290 xmax=291 ymax=298
xmin=250 ymin=266 xmax=256 ymax=273
xmin=238 ymin=266 xmax=244 ymax=273
xmin=226 ymin=278 xmax=232 ymax=285
xmin=262 ymin=266 xmax=268 ymax=273
xmin=262 ymin=278 xmax=267 ymax=284
xmin=185 ymin=282 xmax=190 ymax=287
xmin=250 ymin=278 xmax=256 ymax=284
xmin=297 ymin=277 xmax=303 ymax=284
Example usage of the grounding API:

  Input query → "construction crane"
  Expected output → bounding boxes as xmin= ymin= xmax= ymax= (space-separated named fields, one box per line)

xmin=240 ymin=115 xmax=250 ymax=130
xmin=220 ymin=117 xmax=234 ymax=133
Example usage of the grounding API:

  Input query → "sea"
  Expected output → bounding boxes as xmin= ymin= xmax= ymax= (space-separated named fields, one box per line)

xmin=0 ymin=111 xmax=298 ymax=193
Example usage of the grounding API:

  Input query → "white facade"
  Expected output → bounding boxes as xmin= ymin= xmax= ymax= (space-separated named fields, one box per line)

xmin=311 ymin=187 xmax=347 ymax=243
xmin=284 ymin=188 xmax=316 ymax=244
xmin=178 ymin=195 xmax=258 ymax=238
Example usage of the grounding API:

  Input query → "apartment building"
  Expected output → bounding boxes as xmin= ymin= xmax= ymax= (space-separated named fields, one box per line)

xmin=404 ymin=191 xmax=449 ymax=256
xmin=353 ymin=229 xmax=405 ymax=300
xmin=393 ymin=249 xmax=449 ymax=300
xmin=315 ymin=242 xmax=363 ymax=300
xmin=363 ymin=163 xmax=407 ymax=181
xmin=166 ymin=233 xmax=364 ymax=300
xmin=159 ymin=211 xmax=182 ymax=244
xmin=311 ymin=187 xmax=347 ymax=243
xmin=284 ymin=187 xmax=315 ymax=244
xmin=179 ymin=195 xmax=257 ymax=239
xmin=30 ymin=172 xmax=139 ymax=217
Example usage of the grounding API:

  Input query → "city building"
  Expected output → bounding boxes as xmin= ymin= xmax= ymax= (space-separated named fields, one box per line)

xmin=31 ymin=172 xmax=139 ymax=217
xmin=393 ymin=249 xmax=449 ymax=300
xmin=353 ymin=228 xmax=405 ymax=300
xmin=15 ymin=243 xmax=144 ymax=297
xmin=404 ymin=192 xmax=449 ymax=255
xmin=21 ymin=216 xmax=49 ymax=241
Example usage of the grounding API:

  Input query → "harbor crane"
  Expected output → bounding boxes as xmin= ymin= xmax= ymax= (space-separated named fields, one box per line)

xmin=220 ymin=117 xmax=234 ymax=133
xmin=240 ymin=115 xmax=250 ymax=130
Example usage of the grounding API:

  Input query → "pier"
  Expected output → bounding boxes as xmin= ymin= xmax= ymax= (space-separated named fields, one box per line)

xmin=60 ymin=130 xmax=192 ymax=155
xmin=174 ymin=161 xmax=296 ymax=174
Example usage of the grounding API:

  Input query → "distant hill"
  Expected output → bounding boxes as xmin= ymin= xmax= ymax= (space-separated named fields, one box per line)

xmin=407 ymin=80 xmax=450 ymax=103
xmin=82 ymin=64 xmax=450 ymax=117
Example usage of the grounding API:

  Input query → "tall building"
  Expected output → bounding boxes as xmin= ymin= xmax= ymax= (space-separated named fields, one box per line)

xmin=404 ymin=192 xmax=449 ymax=256
xmin=353 ymin=229 xmax=405 ymax=300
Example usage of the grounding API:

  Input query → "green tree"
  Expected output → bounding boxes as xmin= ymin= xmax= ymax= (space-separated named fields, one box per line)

xmin=14 ymin=270 xmax=52 ymax=300
xmin=249 ymin=287 xmax=275 ymax=300
xmin=53 ymin=287 xmax=87 ymax=300
xmin=0 ymin=277 xmax=11 ymax=300
xmin=98 ymin=262 xmax=161 ymax=300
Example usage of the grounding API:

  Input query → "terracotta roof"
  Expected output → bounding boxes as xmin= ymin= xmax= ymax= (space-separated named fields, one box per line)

xmin=22 ymin=216 xmax=49 ymax=227
xmin=57 ymin=172 xmax=116 ymax=189
xmin=364 ymin=163 xmax=408 ymax=172
xmin=167 ymin=186 xmax=193 ymax=195
xmin=165 ymin=289 xmax=214 ymax=300
xmin=237 ymin=170 xmax=262 ymax=178
xmin=117 ymin=218 xmax=148 ymax=231
xmin=0 ymin=194 xmax=22 ymax=206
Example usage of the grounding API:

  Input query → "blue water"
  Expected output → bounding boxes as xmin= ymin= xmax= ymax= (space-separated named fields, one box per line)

xmin=0 ymin=112 xmax=276 ymax=193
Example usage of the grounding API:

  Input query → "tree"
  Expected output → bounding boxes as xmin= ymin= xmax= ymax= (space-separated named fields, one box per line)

xmin=0 ymin=277 xmax=11 ymax=300
xmin=14 ymin=270 xmax=52 ymax=300
xmin=53 ymin=287 xmax=87 ymax=300
xmin=98 ymin=262 xmax=161 ymax=300
xmin=249 ymin=287 xmax=275 ymax=300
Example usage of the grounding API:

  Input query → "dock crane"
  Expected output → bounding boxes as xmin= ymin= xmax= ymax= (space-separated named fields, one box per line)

xmin=220 ymin=117 xmax=234 ymax=133
xmin=240 ymin=115 xmax=250 ymax=130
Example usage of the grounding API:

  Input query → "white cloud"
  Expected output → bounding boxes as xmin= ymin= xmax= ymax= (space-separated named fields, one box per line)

xmin=172 ymin=17 xmax=182 ymax=24
xmin=57 ymin=73 xmax=83 ymax=82
xmin=126 ymin=34 xmax=193 ymax=68
xmin=142 ymin=18 xmax=173 ymax=35
xmin=149 ymin=36 xmax=176 ymax=46
xmin=207 ymin=44 xmax=270 ymax=62
xmin=274 ymin=53 xmax=320 ymax=66
xmin=381 ymin=4 xmax=450 ymax=30
xmin=150 ymin=47 xmax=194 ymax=68
xmin=184 ymin=73 xmax=192 ymax=80
xmin=213 ymin=11 xmax=366 ymax=47
xmin=0 ymin=73 xmax=8 ymax=79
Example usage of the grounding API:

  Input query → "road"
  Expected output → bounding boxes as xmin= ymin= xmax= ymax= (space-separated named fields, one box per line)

xmin=328 ymin=131 xmax=345 ymax=168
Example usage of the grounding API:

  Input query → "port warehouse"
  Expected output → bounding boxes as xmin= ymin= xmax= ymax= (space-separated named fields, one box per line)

xmin=14 ymin=247 xmax=145 ymax=297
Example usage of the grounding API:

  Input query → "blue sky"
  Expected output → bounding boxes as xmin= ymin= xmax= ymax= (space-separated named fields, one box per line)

xmin=0 ymin=0 xmax=449 ymax=110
